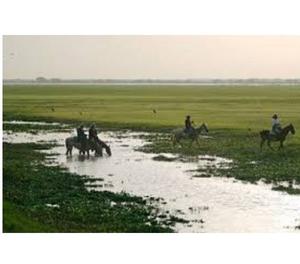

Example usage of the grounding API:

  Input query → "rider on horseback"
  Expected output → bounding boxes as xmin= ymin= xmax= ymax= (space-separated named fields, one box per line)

xmin=77 ymin=125 xmax=87 ymax=141
xmin=270 ymin=114 xmax=282 ymax=137
xmin=77 ymin=125 xmax=87 ymax=148
xmin=88 ymin=124 xmax=112 ymax=156
xmin=89 ymin=124 xmax=101 ymax=143
xmin=184 ymin=115 xmax=195 ymax=135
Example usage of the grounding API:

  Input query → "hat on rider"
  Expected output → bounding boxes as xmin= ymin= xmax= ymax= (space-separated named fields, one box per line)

xmin=272 ymin=114 xmax=278 ymax=119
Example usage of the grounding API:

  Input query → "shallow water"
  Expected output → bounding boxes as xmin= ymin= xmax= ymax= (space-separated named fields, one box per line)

xmin=3 ymin=120 xmax=65 ymax=126
xmin=3 ymin=128 xmax=300 ymax=232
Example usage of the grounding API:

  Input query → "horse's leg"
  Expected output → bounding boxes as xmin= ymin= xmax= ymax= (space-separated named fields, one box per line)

xmin=101 ymin=141 xmax=110 ymax=156
xmin=104 ymin=146 xmax=111 ymax=156
xmin=67 ymin=147 xmax=72 ymax=156
xmin=260 ymin=139 xmax=265 ymax=151
xmin=172 ymin=135 xmax=177 ymax=146
xmin=177 ymin=136 xmax=182 ymax=147
xmin=66 ymin=142 xmax=71 ymax=155
xmin=178 ymin=140 xmax=183 ymax=147
xmin=175 ymin=135 xmax=182 ymax=147
xmin=87 ymin=150 xmax=90 ymax=158
xmin=267 ymin=140 xmax=274 ymax=151
xmin=196 ymin=137 xmax=200 ymax=147
xmin=96 ymin=145 xmax=103 ymax=157
xmin=176 ymin=138 xmax=182 ymax=147
xmin=98 ymin=140 xmax=108 ymax=156
xmin=278 ymin=140 xmax=284 ymax=150
xmin=174 ymin=135 xmax=182 ymax=147
xmin=189 ymin=138 xmax=194 ymax=148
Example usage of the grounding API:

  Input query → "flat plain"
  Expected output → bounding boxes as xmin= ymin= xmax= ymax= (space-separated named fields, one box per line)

xmin=3 ymin=84 xmax=300 ymax=232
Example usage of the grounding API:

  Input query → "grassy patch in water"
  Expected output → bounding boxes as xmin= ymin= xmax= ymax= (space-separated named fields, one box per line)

xmin=3 ymin=142 xmax=184 ymax=232
xmin=152 ymin=155 xmax=177 ymax=162
xmin=272 ymin=185 xmax=300 ymax=195
xmin=3 ymin=123 xmax=70 ymax=133
xmin=138 ymin=129 xmax=300 ymax=193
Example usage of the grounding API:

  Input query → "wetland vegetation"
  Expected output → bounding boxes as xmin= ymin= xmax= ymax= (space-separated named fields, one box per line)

xmin=3 ymin=84 xmax=300 ymax=231
xmin=3 ymin=140 xmax=184 ymax=232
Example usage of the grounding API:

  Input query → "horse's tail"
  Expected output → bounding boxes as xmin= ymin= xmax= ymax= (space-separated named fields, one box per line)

xmin=65 ymin=137 xmax=74 ymax=155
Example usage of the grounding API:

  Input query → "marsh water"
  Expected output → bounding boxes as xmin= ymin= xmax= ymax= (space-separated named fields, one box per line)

xmin=4 ymin=124 xmax=300 ymax=232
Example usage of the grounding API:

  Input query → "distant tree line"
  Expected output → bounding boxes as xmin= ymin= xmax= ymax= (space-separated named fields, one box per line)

xmin=4 ymin=77 xmax=300 ymax=85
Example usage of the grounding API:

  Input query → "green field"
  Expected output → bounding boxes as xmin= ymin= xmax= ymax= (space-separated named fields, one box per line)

xmin=4 ymin=85 xmax=300 ymax=130
xmin=3 ymin=85 xmax=300 ymax=232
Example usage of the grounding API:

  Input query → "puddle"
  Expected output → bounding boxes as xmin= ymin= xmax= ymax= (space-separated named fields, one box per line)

xmin=3 ymin=127 xmax=300 ymax=232
xmin=3 ymin=120 xmax=67 ymax=126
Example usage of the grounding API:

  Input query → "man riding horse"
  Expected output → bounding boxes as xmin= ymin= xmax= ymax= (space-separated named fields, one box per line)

xmin=270 ymin=114 xmax=282 ymax=138
xmin=77 ymin=125 xmax=87 ymax=148
xmin=88 ymin=124 xmax=112 ymax=156
xmin=88 ymin=124 xmax=99 ymax=142
xmin=184 ymin=115 xmax=195 ymax=135
xmin=260 ymin=114 xmax=295 ymax=150
xmin=172 ymin=115 xmax=208 ymax=146
xmin=66 ymin=124 xmax=111 ymax=157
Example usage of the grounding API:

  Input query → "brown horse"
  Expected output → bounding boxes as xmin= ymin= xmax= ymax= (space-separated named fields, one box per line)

xmin=260 ymin=123 xmax=295 ymax=150
xmin=65 ymin=137 xmax=106 ymax=157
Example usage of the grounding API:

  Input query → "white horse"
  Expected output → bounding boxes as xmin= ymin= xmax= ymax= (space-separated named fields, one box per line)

xmin=172 ymin=123 xmax=208 ymax=146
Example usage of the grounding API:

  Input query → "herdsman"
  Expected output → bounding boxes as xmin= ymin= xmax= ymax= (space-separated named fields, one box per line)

xmin=271 ymin=114 xmax=282 ymax=136
xmin=77 ymin=125 xmax=87 ymax=148
xmin=89 ymin=124 xmax=100 ymax=143
xmin=184 ymin=115 xmax=195 ymax=134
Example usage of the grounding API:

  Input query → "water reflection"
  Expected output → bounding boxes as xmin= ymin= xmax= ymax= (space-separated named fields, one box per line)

xmin=3 ymin=128 xmax=300 ymax=232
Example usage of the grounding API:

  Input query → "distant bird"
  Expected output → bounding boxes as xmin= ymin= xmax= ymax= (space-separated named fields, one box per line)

xmin=152 ymin=109 xmax=157 ymax=114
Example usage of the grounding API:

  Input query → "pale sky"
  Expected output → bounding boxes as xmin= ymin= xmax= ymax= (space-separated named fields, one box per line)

xmin=3 ymin=36 xmax=300 ymax=79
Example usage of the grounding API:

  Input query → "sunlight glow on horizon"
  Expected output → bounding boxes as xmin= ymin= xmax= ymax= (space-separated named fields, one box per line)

xmin=3 ymin=36 xmax=300 ymax=79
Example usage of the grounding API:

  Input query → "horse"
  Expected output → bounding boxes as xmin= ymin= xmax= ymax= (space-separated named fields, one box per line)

xmin=172 ymin=123 xmax=209 ymax=146
xmin=65 ymin=137 xmax=110 ymax=157
xmin=260 ymin=123 xmax=295 ymax=150
xmin=94 ymin=138 xmax=112 ymax=156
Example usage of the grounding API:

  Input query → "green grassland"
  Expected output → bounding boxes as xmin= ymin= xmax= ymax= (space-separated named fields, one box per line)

xmin=4 ymin=85 xmax=300 ymax=130
xmin=3 ymin=85 xmax=300 ymax=184
xmin=3 ymin=85 xmax=300 ymax=231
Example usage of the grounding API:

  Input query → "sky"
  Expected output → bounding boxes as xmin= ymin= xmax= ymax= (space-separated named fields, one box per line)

xmin=3 ymin=36 xmax=300 ymax=79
